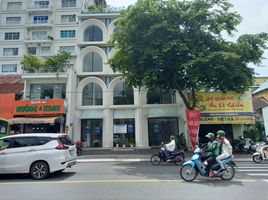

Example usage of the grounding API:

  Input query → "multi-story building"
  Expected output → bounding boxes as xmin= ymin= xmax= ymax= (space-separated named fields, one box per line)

xmin=0 ymin=0 xmax=254 ymax=149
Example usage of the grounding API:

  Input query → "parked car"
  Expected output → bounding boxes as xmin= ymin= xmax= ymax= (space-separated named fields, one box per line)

xmin=0 ymin=133 xmax=77 ymax=180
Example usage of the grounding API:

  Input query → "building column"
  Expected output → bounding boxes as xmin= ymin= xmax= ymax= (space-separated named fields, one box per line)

xmin=103 ymin=109 xmax=113 ymax=148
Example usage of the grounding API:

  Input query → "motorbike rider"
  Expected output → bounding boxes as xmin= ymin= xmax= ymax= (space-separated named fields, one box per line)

xmin=201 ymin=132 xmax=220 ymax=176
xmin=216 ymin=130 xmax=233 ymax=173
xmin=161 ymin=135 xmax=176 ymax=162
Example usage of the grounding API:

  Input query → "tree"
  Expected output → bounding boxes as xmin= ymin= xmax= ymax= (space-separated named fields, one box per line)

xmin=21 ymin=52 xmax=71 ymax=73
xmin=108 ymin=0 xmax=268 ymax=109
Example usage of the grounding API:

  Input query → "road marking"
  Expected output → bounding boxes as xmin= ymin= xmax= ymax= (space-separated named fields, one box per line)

xmin=77 ymin=158 xmax=148 ymax=162
xmin=263 ymin=180 xmax=268 ymax=183
xmin=0 ymin=179 xmax=255 ymax=185
xmin=238 ymin=169 xmax=268 ymax=172
xmin=247 ymin=173 xmax=268 ymax=176
xmin=237 ymin=167 xmax=268 ymax=169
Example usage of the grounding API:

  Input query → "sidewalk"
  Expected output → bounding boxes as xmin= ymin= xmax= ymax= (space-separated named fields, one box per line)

xmin=77 ymin=148 xmax=252 ymax=162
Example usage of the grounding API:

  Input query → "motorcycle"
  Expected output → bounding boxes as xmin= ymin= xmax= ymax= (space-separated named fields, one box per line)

xmin=180 ymin=146 xmax=236 ymax=181
xmin=244 ymin=138 xmax=257 ymax=154
xmin=151 ymin=144 xmax=185 ymax=166
xmin=252 ymin=142 xmax=268 ymax=163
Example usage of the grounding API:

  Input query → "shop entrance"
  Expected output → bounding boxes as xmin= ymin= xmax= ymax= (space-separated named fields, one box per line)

xmin=81 ymin=119 xmax=103 ymax=148
xmin=199 ymin=124 xmax=233 ymax=144
xmin=113 ymin=119 xmax=135 ymax=147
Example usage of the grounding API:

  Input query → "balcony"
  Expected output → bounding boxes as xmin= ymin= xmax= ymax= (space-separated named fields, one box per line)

xmin=25 ymin=20 xmax=53 ymax=28
xmin=27 ymin=6 xmax=53 ymax=13
xmin=25 ymin=38 xmax=52 ymax=44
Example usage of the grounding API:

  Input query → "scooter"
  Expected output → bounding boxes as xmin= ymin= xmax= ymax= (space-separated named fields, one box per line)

xmin=252 ymin=142 xmax=268 ymax=163
xmin=180 ymin=146 xmax=236 ymax=181
xmin=151 ymin=145 xmax=185 ymax=166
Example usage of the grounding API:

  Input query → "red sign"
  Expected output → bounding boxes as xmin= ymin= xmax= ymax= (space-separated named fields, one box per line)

xmin=186 ymin=110 xmax=200 ymax=150
xmin=0 ymin=93 xmax=16 ymax=119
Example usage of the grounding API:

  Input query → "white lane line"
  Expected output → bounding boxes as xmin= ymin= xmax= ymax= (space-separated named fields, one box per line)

xmin=77 ymin=158 xmax=148 ymax=162
xmin=263 ymin=180 xmax=268 ymax=183
xmin=238 ymin=169 xmax=268 ymax=172
xmin=247 ymin=173 xmax=268 ymax=176
xmin=237 ymin=167 xmax=268 ymax=169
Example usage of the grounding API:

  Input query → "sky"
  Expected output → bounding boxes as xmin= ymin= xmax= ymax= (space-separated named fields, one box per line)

xmin=106 ymin=0 xmax=268 ymax=77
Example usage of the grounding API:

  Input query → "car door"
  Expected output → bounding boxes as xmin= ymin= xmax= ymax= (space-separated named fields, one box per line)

xmin=0 ymin=138 xmax=11 ymax=173
xmin=4 ymin=137 xmax=37 ymax=173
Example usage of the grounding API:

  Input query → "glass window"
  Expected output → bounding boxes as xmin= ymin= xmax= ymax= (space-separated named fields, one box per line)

xmin=5 ymin=32 xmax=20 ymax=40
xmin=59 ymin=46 xmax=75 ymax=53
xmin=34 ymin=1 xmax=49 ymax=9
xmin=30 ymin=84 xmax=66 ymax=100
xmin=32 ymin=31 xmax=47 ymax=40
xmin=84 ymin=25 xmax=103 ymax=41
xmin=82 ymin=83 xmax=103 ymax=106
xmin=113 ymin=82 xmax=134 ymax=105
xmin=61 ymin=15 xmax=76 ymax=23
xmin=41 ymin=46 xmax=50 ymax=54
xmin=7 ymin=2 xmax=22 ymax=10
xmin=113 ymin=119 xmax=135 ymax=147
xmin=27 ymin=47 xmax=37 ymax=55
xmin=10 ymin=137 xmax=37 ymax=148
xmin=147 ymin=87 xmax=176 ymax=104
xmin=83 ymin=52 xmax=102 ymax=72
xmin=3 ymin=48 xmax=18 ymax=56
xmin=61 ymin=0 xmax=76 ymax=8
xmin=148 ymin=118 xmax=179 ymax=146
xmin=33 ymin=16 xmax=48 ymax=24
xmin=1 ymin=64 xmax=17 ymax=72
xmin=0 ymin=138 xmax=11 ymax=149
xmin=6 ymin=17 xmax=21 ymax=24
xmin=60 ymin=30 xmax=75 ymax=38
xmin=81 ymin=119 xmax=103 ymax=148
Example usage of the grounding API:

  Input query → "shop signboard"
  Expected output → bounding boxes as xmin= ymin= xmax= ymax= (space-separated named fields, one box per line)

xmin=13 ymin=99 xmax=65 ymax=115
xmin=196 ymin=91 xmax=254 ymax=124
xmin=0 ymin=93 xmax=16 ymax=119
xmin=186 ymin=110 xmax=200 ymax=150
xmin=113 ymin=124 xmax=127 ymax=134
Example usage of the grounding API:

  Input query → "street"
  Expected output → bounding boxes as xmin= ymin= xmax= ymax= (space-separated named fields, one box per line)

xmin=1 ymin=159 xmax=268 ymax=200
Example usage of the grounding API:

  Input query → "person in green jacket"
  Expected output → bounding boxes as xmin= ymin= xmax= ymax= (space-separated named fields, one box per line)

xmin=202 ymin=132 xmax=220 ymax=176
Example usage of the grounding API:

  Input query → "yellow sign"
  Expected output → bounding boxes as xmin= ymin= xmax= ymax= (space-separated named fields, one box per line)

xmin=196 ymin=91 xmax=254 ymax=124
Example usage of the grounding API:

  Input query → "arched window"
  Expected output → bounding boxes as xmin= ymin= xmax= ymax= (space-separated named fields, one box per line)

xmin=82 ymin=83 xmax=103 ymax=105
xmin=147 ymin=87 xmax=176 ymax=104
xmin=113 ymin=82 xmax=134 ymax=105
xmin=84 ymin=25 xmax=103 ymax=41
xmin=83 ymin=52 xmax=103 ymax=72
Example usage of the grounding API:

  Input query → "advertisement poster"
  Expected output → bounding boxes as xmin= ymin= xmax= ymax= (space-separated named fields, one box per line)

xmin=186 ymin=110 xmax=200 ymax=150
xmin=113 ymin=124 xmax=127 ymax=134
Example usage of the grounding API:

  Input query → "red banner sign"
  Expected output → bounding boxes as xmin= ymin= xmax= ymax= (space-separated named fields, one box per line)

xmin=186 ymin=110 xmax=200 ymax=150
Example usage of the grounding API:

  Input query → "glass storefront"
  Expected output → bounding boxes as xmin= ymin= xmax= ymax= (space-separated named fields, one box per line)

xmin=113 ymin=119 xmax=135 ymax=147
xmin=148 ymin=118 xmax=179 ymax=147
xmin=81 ymin=119 xmax=103 ymax=148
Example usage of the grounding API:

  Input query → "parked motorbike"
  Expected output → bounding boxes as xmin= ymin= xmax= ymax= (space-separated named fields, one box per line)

xmin=244 ymin=138 xmax=257 ymax=154
xmin=252 ymin=142 xmax=268 ymax=163
xmin=75 ymin=140 xmax=83 ymax=156
xmin=151 ymin=144 xmax=185 ymax=166
xmin=180 ymin=146 xmax=236 ymax=181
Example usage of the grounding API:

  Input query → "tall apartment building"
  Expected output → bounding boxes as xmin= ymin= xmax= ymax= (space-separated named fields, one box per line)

xmin=0 ymin=0 xmax=250 ymax=149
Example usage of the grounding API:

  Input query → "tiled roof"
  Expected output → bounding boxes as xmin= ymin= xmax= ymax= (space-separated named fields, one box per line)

xmin=253 ymin=96 xmax=268 ymax=111
xmin=252 ymin=80 xmax=268 ymax=94
xmin=0 ymin=75 xmax=24 ymax=94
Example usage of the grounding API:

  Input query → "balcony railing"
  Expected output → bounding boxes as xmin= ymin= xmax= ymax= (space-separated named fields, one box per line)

xmin=81 ymin=6 xmax=123 ymax=14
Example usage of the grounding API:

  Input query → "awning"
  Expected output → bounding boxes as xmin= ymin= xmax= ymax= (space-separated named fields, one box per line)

xmin=9 ymin=117 xmax=59 ymax=125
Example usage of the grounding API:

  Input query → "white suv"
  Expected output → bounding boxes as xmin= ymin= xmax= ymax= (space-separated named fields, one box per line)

xmin=0 ymin=133 xmax=77 ymax=180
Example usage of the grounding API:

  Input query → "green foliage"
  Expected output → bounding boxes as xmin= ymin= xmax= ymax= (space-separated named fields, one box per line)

xmin=21 ymin=52 xmax=71 ymax=73
xmin=244 ymin=120 xmax=265 ymax=141
xmin=108 ymin=0 xmax=268 ymax=109
xmin=88 ymin=0 xmax=107 ymax=11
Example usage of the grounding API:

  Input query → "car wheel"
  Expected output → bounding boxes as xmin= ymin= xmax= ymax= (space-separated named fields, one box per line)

xmin=30 ymin=161 xmax=49 ymax=180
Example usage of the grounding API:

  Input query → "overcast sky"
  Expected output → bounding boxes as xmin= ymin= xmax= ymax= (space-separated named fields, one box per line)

xmin=106 ymin=0 xmax=268 ymax=77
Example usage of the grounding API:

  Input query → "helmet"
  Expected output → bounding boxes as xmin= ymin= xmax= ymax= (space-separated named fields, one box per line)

xmin=217 ymin=130 xmax=225 ymax=136
xmin=205 ymin=132 xmax=215 ymax=139
xmin=170 ymin=135 xmax=175 ymax=140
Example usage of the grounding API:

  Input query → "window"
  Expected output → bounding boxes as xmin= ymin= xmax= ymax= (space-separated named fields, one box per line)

xmin=81 ymin=119 xmax=102 ymax=148
xmin=61 ymin=0 xmax=76 ymax=8
xmin=41 ymin=47 xmax=50 ymax=54
xmin=3 ymin=48 xmax=18 ymax=56
xmin=33 ymin=16 xmax=48 ymax=24
xmin=30 ymin=84 xmax=66 ymax=100
xmin=34 ymin=1 xmax=49 ymax=9
xmin=5 ymin=32 xmax=20 ymax=40
xmin=113 ymin=82 xmax=134 ymax=105
xmin=7 ymin=2 xmax=22 ymax=10
xmin=32 ymin=31 xmax=47 ymax=40
xmin=82 ymin=83 xmax=103 ymax=106
xmin=6 ymin=17 xmax=21 ymax=24
xmin=83 ymin=52 xmax=102 ymax=72
xmin=61 ymin=15 xmax=76 ymax=23
xmin=2 ymin=64 xmax=17 ymax=72
xmin=147 ymin=87 xmax=176 ymax=104
xmin=59 ymin=46 xmax=75 ymax=53
xmin=11 ymin=137 xmax=37 ymax=148
xmin=60 ymin=30 xmax=75 ymax=38
xmin=27 ymin=47 xmax=37 ymax=55
xmin=84 ymin=25 xmax=103 ymax=41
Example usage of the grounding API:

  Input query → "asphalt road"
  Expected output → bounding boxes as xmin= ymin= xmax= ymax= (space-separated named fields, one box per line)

xmin=1 ymin=160 xmax=268 ymax=200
